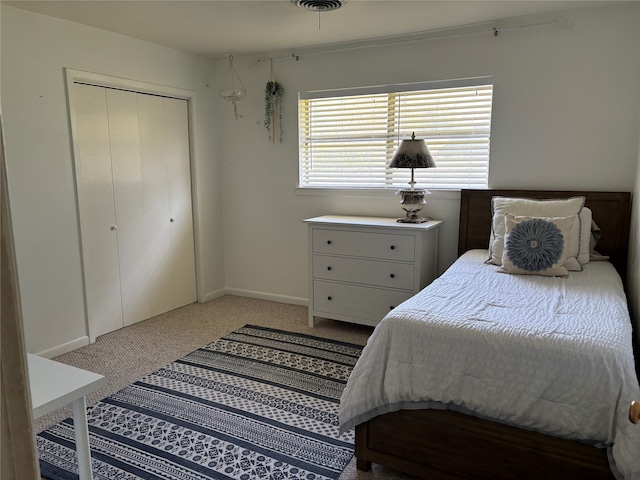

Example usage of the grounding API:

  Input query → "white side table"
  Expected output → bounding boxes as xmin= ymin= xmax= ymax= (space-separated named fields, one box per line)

xmin=28 ymin=353 xmax=106 ymax=480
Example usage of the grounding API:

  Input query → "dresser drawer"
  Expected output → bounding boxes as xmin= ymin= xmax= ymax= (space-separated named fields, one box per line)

xmin=312 ymin=280 xmax=412 ymax=323
xmin=312 ymin=228 xmax=415 ymax=262
xmin=312 ymin=255 xmax=415 ymax=290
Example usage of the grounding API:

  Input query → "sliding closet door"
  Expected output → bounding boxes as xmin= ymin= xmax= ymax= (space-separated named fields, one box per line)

xmin=72 ymin=82 xmax=196 ymax=339
xmin=72 ymin=84 xmax=124 ymax=338
xmin=135 ymin=93 xmax=175 ymax=321
xmin=106 ymin=89 xmax=151 ymax=326
xmin=164 ymin=98 xmax=197 ymax=308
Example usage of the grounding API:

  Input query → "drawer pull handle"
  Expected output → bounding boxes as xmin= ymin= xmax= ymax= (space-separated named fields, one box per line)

xmin=328 ymin=296 xmax=332 ymax=301
xmin=390 ymin=245 xmax=395 ymax=250
xmin=327 ymin=240 xmax=332 ymax=245
xmin=390 ymin=273 xmax=395 ymax=278
xmin=327 ymin=266 xmax=332 ymax=271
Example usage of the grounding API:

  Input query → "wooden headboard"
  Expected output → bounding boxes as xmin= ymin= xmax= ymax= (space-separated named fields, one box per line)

xmin=458 ymin=190 xmax=632 ymax=278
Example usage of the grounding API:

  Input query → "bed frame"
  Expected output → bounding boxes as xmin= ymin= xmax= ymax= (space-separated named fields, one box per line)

xmin=355 ymin=189 xmax=632 ymax=480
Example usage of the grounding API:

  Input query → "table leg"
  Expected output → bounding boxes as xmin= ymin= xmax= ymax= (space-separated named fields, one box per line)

xmin=71 ymin=396 xmax=93 ymax=480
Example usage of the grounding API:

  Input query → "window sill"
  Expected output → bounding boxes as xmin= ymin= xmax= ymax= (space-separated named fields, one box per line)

xmin=295 ymin=187 xmax=463 ymax=200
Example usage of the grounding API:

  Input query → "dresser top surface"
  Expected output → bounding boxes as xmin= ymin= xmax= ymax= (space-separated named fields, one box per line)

xmin=304 ymin=215 xmax=443 ymax=230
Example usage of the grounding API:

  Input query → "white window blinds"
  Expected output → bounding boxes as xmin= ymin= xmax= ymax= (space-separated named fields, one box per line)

xmin=298 ymin=78 xmax=493 ymax=189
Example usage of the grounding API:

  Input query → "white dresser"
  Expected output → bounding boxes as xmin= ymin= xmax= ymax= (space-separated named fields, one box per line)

xmin=304 ymin=215 xmax=442 ymax=328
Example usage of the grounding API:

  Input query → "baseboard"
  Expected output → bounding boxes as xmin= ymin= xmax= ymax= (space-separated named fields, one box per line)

xmin=34 ymin=336 xmax=90 ymax=359
xmin=200 ymin=287 xmax=227 ymax=303
xmin=224 ymin=288 xmax=308 ymax=307
xmin=34 ymin=291 xmax=306 ymax=358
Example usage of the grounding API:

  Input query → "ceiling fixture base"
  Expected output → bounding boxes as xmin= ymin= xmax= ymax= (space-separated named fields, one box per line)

xmin=292 ymin=0 xmax=349 ymax=12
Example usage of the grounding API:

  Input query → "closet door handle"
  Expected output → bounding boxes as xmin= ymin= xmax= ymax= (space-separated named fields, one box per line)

xmin=110 ymin=225 xmax=117 ymax=231
xmin=170 ymin=218 xmax=175 ymax=223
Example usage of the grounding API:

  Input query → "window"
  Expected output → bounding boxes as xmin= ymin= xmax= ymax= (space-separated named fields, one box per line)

xmin=298 ymin=78 xmax=493 ymax=190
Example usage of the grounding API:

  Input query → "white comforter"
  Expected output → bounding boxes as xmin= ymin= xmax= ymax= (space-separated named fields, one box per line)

xmin=339 ymin=250 xmax=640 ymax=479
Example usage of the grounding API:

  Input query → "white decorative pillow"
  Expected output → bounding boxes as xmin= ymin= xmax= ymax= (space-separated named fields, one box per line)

xmin=577 ymin=207 xmax=592 ymax=266
xmin=487 ymin=196 xmax=585 ymax=270
xmin=589 ymin=218 xmax=610 ymax=261
xmin=498 ymin=214 xmax=576 ymax=277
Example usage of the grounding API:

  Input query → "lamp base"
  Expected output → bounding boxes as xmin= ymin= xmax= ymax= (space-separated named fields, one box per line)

xmin=397 ymin=213 xmax=431 ymax=224
xmin=395 ymin=188 xmax=430 ymax=224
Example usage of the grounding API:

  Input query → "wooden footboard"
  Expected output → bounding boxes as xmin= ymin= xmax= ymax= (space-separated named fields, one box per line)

xmin=355 ymin=409 xmax=615 ymax=480
xmin=630 ymin=400 xmax=640 ymax=424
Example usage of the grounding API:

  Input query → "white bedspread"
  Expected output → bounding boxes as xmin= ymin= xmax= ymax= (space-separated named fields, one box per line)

xmin=339 ymin=250 xmax=640 ymax=479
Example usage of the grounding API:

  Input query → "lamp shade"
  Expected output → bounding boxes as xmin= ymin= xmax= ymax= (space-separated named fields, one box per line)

xmin=388 ymin=132 xmax=435 ymax=169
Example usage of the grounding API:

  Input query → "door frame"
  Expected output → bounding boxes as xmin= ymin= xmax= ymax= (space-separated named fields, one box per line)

xmin=65 ymin=68 xmax=202 ymax=343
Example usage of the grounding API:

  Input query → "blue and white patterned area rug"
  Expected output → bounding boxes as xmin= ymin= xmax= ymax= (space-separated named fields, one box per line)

xmin=37 ymin=325 xmax=363 ymax=480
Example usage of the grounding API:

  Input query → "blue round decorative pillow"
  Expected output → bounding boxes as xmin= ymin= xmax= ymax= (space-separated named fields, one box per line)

xmin=505 ymin=218 xmax=564 ymax=272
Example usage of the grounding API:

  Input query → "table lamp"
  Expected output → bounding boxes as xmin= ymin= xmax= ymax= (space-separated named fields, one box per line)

xmin=388 ymin=132 xmax=436 ymax=223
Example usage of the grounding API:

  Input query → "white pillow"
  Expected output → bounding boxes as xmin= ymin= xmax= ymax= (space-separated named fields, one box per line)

xmin=487 ymin=196 xmax=585 ymax=269
xmin=588 ymin=217 xmax=610 ymax=261
xmin=498 ymin=214 xmax=576 ymax=277
xmin=578 ymin=207 xmax=592 ymax=266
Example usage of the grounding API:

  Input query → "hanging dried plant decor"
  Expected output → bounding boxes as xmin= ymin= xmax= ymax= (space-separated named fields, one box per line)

xmin=264 ymin=59 xmax=284 ymax=143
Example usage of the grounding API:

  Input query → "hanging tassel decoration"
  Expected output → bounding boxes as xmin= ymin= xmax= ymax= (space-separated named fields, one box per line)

xmin=219 ymin=55 xmax=247 ymax=120
xmin=264 ymin=59 xmax=284 ymax=143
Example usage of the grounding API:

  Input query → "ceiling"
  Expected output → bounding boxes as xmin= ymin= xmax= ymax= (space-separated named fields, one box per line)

xmin=3 ymin=0 xmax=617 ymax=59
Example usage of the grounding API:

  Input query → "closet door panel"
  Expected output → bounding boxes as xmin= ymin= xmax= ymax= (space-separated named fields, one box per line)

xmin=106 ymin=89 xmax=150 ymax=326
xmin=137 ymin=94 xmax=174 ymax=320
xmin=72 ymin=83 xmax=123 ymax=338
xmin=71 ymin=80 xmax=197 ymax=339
xmin=164 ymin=97 xmax=197 ymax=307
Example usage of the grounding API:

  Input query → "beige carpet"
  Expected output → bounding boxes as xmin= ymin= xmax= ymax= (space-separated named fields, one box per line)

xmin=35 ymin=294 xmax=419 ymax=480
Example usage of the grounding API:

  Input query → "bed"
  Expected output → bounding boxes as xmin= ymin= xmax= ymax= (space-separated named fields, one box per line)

xmin=339 ymin=189 xmax=640 ymax=480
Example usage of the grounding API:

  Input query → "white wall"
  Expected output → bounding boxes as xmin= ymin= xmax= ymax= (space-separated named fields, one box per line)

xmin=1 ymin=5 xmax=225 ymax=356
xmin=630 ymin=137 xmax=640 ymax=356
xmin=2 ymin=3 xmax=640 ymax=357
xmin=627 ymin=5 xmax=640 ymax=357
xmin=219 ymin=3 xmax=640 ymax=304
